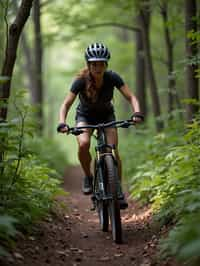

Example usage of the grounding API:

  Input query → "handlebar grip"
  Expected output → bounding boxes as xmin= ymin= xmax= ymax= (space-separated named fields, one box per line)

xmin=70 ymin=128 xmax=85 ymax=136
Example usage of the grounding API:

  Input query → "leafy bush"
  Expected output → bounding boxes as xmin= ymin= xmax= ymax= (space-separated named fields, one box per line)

xmin=0 ymin=215 xmax=17 ymax=256
xmin=160 ymin=213 xmax=200 ymax=266
xmin=1 ymin=155 xmax=64 ymax=227
xmin=0 ymin=90 xmax=67 ymax=255
xmin=122 ymin=116 xmax=200 ymax=264
xmin=26 ymin=137 xmax=68 ymax=175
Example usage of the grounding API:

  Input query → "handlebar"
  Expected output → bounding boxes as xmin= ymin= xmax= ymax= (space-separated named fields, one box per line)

xmin=68 ymin=119 xmax=135 ymax=136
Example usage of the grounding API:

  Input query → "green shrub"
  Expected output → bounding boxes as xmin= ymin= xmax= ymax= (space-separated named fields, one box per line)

xmin=0 ymin=90 xmax=67 ymax=255
xmin=124 ymin=115 xmax=200 ymax=264
xmin=26 ymin=137 xmax=68 ymax=175
xmin=0 ymin=215 xmax=17 ymax=256
xmin=160 ymin=213 xmax=200 ymax=266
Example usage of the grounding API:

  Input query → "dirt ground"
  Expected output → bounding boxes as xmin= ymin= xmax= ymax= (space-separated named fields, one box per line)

xmin=0 ymin=166 xmax=180 ymax=266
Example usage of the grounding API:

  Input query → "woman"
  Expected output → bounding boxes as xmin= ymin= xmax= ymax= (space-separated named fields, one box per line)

xmin=57 ymin=43 xmax=143 ymax=209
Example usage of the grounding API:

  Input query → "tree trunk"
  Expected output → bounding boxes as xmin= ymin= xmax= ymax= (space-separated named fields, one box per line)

xmin=185 ymin=0 xmax=199 ymax=121
xmin=161 ymin=3 xmax=174 ymax=115
xmin=33 ymin=0 xmax=43 ymax=132
xmin=0 ymin=0 xmax=34 ymax=121
xmin=0 ymin=6 xmax=6 ymax=70
xmin=12 ymin=0 xmax=36 ymax=97
xmin=20 ymin=32 xmax=36 ymax=95
xmin=117 ymin=28 xmax=132 ymax=115
xmin=135 ymin=15 xmax=147 ymax=117
xmin=139 ymin=2 xmax=164 ymax=131
xmin=161 ymin=2 xmax=182 ymax=121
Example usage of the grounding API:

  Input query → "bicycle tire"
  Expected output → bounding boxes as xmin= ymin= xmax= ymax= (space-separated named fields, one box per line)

xmin=94 ymin=160 xmax=109 ymax=232
xmin=104 ymin=155 xmax=122 ymax=244
xmin=97 ymin=201 xmax=109 ymax=232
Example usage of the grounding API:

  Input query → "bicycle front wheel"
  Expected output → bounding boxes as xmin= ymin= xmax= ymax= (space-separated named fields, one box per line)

xmin=97 ymin=200 xmax=109 ymax=232
xmin=94 ymin=159 xmax=109 ymax=232
xmin=104 ymin=155 xmax=122 ymax=244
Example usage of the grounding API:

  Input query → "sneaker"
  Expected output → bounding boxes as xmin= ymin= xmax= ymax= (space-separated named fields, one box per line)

xmin=82 ymin=176 xmax=93 ymax=195
xmin=116 ymin=180 xmax=128 ymax=209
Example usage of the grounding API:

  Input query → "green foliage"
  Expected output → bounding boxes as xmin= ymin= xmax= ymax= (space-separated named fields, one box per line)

xmin=160 ymin=214 xmax=200 ymax=266
xmin=0 ymin=90 xmax=67 ymax=255
xmin=126 ymin=115 xmax=200 ymax=263
xmin=26 ymin=137 xmax=69 ymax=175
xmin=0 ymin=215 xmax=17 ymax=256
xmin=1 ymin=0 xmax=198 ymax=262
xmin=1 ymin=155 xmax=64 ymax=227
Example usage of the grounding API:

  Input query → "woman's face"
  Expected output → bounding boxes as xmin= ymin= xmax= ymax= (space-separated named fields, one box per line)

xmin=88 ymin=61 xmax=106 ymax=79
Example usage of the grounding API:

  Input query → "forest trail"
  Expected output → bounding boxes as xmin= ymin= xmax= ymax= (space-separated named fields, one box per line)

xmin=1 ymin=166 xmax=178 ymax=266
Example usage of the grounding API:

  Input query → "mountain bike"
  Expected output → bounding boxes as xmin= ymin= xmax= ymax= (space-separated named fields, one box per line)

xmin=68 ymin=119 xmax=134 ymax=244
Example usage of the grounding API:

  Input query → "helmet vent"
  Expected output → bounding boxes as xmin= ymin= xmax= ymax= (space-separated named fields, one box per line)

xmin=85 ymin=42 xmax=111 ymax=62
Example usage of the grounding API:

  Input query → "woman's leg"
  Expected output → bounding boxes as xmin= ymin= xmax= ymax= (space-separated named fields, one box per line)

xmin=76 ymin=121 xmax=93 ymax=194
xmin=105 ymin=127 xmax=122 ymax=180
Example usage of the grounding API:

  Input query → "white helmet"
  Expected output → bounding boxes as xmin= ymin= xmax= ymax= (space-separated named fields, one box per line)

xmin=85 ymin=43 xmax=111 ymax=62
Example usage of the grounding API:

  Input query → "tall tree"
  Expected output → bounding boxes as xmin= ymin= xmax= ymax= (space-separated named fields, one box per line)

xmin=160 ymin=1 xmax=182 ymax=120
xmin=0 ymin=0 xmax=34 ymax=121
xmin=135 ymin=14 xmax=147 ymax=117
xmin=20 ymin=31 xmax=36 ymax=96
xmin=12 ymin=0 xmax=36 ymax=97
xmin=0 ymin=1 xmax=7 ymax=71
xmin=139 ymin=1 xmax=164 ymax=131
xmin=160 ymin=1 xmax=175 ymax=116
xmin=33 ymin=0 xmax=43 ymax=131
xmin=15 ymin=0 xmax=44 ymax=132
xmin=185 ymin=0 xmax=199 ymax=121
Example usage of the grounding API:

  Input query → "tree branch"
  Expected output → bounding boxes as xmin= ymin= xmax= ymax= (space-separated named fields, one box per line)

xmin=85 ymin=22 xmax=140 ymax=32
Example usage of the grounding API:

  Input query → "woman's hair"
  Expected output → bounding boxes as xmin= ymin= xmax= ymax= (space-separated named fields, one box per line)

xmin=76 ymin=67 xmax=97 ymax=102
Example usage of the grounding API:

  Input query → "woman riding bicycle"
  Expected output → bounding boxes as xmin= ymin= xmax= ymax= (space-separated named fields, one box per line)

xmin=57 ymin=42 xmax=143 ymax=208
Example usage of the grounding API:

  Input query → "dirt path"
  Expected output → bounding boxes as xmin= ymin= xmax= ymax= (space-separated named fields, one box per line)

xmin=1 ymin=166 xmax=178 ymax=266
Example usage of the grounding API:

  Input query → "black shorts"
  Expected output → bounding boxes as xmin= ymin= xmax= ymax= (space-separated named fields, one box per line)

xmin=75 ymin=111 xmax=116 ymax=125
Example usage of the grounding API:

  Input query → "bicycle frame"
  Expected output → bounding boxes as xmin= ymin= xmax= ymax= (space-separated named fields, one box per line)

xmin=68 ymin=119 xmax=135 ymax=243
xmin=68 ymin=119 xmax=134 ymax=203
xmin=93 ymin=127 xmax=117 ymax=201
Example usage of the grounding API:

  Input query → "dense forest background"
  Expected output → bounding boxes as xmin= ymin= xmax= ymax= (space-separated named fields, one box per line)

xmin=0 ymin=0 xmax=200 ymax=264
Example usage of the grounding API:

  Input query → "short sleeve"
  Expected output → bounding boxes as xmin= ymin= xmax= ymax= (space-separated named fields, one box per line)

xmin=70 ymin=78 xmax=85 ymax=95
xmin=111 ymin=71 xmax=125 ymax=89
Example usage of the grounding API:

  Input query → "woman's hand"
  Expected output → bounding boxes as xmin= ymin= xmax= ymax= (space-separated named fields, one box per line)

xmin=131 ymin=112 xmax=144 ymax=123
xmin=57 ymin=123 xmax=69 ymax=133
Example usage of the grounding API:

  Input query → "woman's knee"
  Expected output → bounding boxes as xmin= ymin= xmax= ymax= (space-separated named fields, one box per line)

xmin=106 ymin=128 xmax=118 ymax=146
xmin=78 ymin=138 xmax=90 ymax=153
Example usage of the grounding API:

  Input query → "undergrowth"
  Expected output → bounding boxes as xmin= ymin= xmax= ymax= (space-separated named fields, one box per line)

xmin=121 ymin=116 xmax=200 ymax=265
xmin=0 ymin=90 xmax=67 ymax=256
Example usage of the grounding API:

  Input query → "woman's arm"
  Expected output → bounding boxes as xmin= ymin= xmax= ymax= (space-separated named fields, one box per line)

xmin=59 ymin=91 xmax=77 ymax=123
xmin=119 ymin=84 xmax=140 ymax=113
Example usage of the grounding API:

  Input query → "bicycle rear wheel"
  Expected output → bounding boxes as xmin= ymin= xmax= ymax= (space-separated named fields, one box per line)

xmin=104 ymin=155 xmax=122 ymax=244
xmin=94 ymin=160 xmax=109 ymax=232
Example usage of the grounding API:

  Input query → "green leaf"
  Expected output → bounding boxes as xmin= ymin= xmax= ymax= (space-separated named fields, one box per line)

xmin=179 ymin=239 xmax=200 ymax=259
xmin=0 ymin=215 xmax=18 ymax=237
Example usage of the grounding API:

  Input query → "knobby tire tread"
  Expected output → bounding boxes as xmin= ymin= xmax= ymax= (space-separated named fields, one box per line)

xmin=104 ymin=155 xmax=122 ymax=244
xmin=94 ymin=159 xmax=109 ymax=232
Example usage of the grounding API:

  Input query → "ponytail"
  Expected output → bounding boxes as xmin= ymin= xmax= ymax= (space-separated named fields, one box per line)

xmin=76 ymin=68 xmax=98 ymax=102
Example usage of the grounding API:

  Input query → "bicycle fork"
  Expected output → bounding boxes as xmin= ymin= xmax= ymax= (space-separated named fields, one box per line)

xmin=91 ymin=157 xmax=107 ymax=210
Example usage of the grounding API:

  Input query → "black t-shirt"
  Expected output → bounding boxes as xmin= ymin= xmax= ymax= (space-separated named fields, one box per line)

xmin=70 ymin=70 xmax=124 ymax=117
